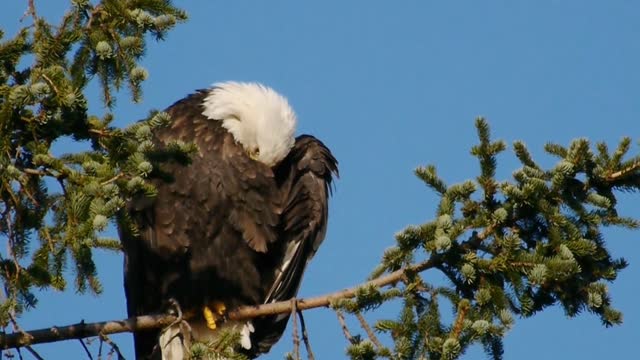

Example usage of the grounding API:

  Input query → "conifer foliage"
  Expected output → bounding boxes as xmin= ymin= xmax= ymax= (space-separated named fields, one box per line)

xmin=1 ymin=2 xmax=639 ymax=359
xmin=339 ymin=119 xmax=640 ymax=360
xmin=0 ymin=0 xmax=186 ymax=327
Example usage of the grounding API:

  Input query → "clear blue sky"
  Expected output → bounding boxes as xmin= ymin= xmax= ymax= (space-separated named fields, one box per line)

xmin=2 ymin=1 xmax=639 ymax=359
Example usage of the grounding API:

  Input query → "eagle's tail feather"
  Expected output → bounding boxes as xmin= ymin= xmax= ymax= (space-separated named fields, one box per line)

xmin=159 ymin=324 xmax=186 ymax=360
xmin=239 ymin=321 xmax=255 ymax=350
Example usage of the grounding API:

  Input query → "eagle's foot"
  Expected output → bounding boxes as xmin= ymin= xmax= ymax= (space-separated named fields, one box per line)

xmin=166 ymin=298 xmax=184 ymax=327
xmin=203 ymin=301 xmax=226 ymax=330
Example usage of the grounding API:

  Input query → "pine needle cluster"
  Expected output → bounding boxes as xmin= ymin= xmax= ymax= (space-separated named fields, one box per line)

xmin=189 ymin=330 xmax=249 ymax=360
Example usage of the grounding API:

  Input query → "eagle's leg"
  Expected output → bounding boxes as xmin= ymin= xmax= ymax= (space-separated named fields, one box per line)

xmin=203 ymin=301 xmax=227 ymax=330
xmin=166 ymin=298 xmax=183 ymax=324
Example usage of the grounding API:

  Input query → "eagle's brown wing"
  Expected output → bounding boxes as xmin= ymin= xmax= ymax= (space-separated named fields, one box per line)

xmin=244 ymin=135 xmax=338 ymax=357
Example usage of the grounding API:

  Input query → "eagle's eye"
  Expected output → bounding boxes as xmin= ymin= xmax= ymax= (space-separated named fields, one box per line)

xmin=248 ymin=147 xmax=260 ymax=160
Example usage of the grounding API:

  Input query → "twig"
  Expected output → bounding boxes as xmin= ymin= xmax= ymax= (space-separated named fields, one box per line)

xmin=291 ymin=300 xmax=300 ymax=360
xmin=57 ymin=176 xmax=68 ymax=196
xmin=7 ymin=312 xmax=41 ymax=360
xmin=23 ymin=345 xmax=44 ymax=360
xmin=101 ymin=173 xmax=124 ymax=186
xmin=0 ymin=257 xmax=441 ymax=349
xmin=88 ymin=129 xmax=112 ymax=137
xmin=41 ymin=74 xmax=60 ymax=97
xmin=335 ymin=311 xmax=354 ymax=344
xmin=85 ymin=4 xmax=103 ymax=29
xmin=3 ymin=183 xmax=20 ymax=214
xmin=451 ymin=301 xmax=470 ymax=339
xmin=98 ymin=334 xmax=124 ymax=360
xmin=478 ymin=224 xmax=496 ymax=241
xmin=297 ymin=310 xmax=315 ymax=360
xmin=17 ymin=178 xmax=39 ymax=207
xmin=459 ymin=224 xmax=498 ymax=254
xmin=28 ymin=0 xmax=37 ymax=18
xmin=23 ymin=168 xmax=67 ymax=185
xmin=20 ymin=0 xmax=37 ymax=22
xmin=606 ymin=161 xmax=640 ymax=181
xmin=355 ymin=312 xmax=382 ymax=350
xmin=78 ymin=338 xmax=93 ymax=360
xmin=22 ymin=168 xmax=45 ymax=176
xmin=4 ymin=209 xmax=23 ymax=283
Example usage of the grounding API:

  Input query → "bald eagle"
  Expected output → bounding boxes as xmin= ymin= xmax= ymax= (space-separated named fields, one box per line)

xmin=119 ymin=82 xmax=338 ymax=359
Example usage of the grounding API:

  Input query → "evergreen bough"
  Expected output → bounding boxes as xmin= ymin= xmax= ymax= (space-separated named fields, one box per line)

xmin=339 ymin=118 xmax=639 ymax=360
xmin=0 ymin=0 xmax=186 ymax=327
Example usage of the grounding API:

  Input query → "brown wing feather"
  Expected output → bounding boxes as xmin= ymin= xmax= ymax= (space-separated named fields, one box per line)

xmin=244 ymin=135 xmax=338 ymax=357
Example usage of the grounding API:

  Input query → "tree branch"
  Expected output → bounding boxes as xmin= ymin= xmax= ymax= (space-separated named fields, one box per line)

xmin=297 ymin=310 xmax=315 ymax=360
xmin=606 ymin=161 xmax=640 ymax=181
xmin=23 ymin=346 xmax=44 ymax=360
xmin=98 ymin=333 xmax=125 ymax=360
xmin=355 ymin=312 xmax=382 ymax=350
xmin=20 ymin=0 xmax=37 ymax=22
xmin=335 ymin=311 xmax=354 ymax=344
xmin=230 ymin=256 xmax=439 ymax=320
xmin=451 ymin=301 xmax=470 ymax=339
xmin=77 ymin=338 xmax=93 ymax=360
xmin=0 ymin=257 xmax=440 ymax=350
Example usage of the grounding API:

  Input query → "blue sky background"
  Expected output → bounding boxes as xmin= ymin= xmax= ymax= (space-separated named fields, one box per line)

xmin=2 ymin=1 xmax=639 ymax=359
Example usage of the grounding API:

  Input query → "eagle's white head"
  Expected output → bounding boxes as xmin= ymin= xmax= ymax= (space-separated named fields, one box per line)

xmin=202 ymin=81 xmax=297 ymax=167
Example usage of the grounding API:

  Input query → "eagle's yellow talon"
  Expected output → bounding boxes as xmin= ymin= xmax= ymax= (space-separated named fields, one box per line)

xmin=203 ymin=306 xmax=217 ymax=330
xmin=203 ymin=301 xmax=226 ymax=330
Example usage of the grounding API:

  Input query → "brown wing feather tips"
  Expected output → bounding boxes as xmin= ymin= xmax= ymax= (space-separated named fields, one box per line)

xmin=243 ymin=135 xmax=338 ymax=357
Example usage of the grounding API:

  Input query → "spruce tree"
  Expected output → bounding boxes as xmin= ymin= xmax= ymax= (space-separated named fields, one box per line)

xmin=1 ymin=2 xmax=639 ymax=359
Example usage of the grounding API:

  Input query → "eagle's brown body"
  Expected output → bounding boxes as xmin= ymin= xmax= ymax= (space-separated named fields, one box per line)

xmin=119 ymin=89 xmax=338 ymax=359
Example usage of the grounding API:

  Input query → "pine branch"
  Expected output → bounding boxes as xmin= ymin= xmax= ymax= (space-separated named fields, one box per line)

xmin=0 ymin=315 xmax=175 ymax=349
xmin=23 ymin=346 xmax=44 ymax=360
xmin=355 ymin=312 xmax=383 ymax=350
xmin=451 ymin=300 xmax=470 ymax=339
xmin=297 ymin=310 xmax=315 ymax=360
xmin=77 ymin=338 xmax=93 ymax=360
xmin=7 ymin=305 xmax=43 ymax=359
xmin=335 ymin=311 xmax=355 ymax=344
xmin=98 ymin=333 xmax=124 ymax=360
xmin=606 ymin=160 xmax=640 ymax=181
xmin=20 ymin=0 xmax=37 ymax=22
xmin=232 ymin=257 xmax=439 ymax=320
xmin=0 ymin=257 xmax=440 ymax=349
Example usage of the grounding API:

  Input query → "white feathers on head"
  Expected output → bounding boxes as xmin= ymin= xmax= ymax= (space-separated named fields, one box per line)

xmin=202 ymin=81 xmax=297 ymax=166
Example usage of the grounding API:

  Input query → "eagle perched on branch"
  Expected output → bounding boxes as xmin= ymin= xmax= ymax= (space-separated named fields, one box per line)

xmin=119 ymin=82 xmax=338 ymax=359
